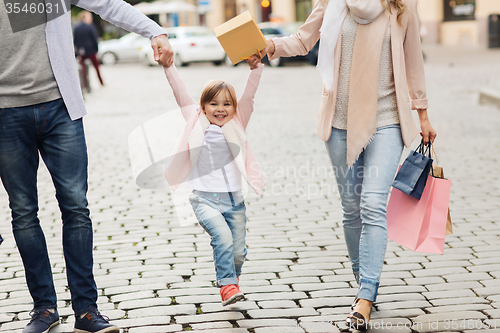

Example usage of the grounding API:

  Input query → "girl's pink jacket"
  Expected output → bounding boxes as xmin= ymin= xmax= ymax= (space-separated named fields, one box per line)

xmin=163 ymin=63 xmax=265 ymax=194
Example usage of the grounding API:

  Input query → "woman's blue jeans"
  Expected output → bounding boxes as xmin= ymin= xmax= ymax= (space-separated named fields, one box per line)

xmin=0 ymin=99 xmax=97 ymax=314
xmin=325 ymin=124 xmax=403 ymax=302
xmin=189 ymin=190 xmax=247 ymax=287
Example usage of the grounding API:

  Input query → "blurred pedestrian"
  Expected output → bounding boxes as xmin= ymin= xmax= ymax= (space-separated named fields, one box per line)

xmin=163 ymin=55 xmax=264 ymax=306
xmin=263 ymin=0 xmax=436 ymax=329
xmin=0 ymin=0 xmax=173 ymax=332
xmin=74 ymin=10 xmax=103 ymax=91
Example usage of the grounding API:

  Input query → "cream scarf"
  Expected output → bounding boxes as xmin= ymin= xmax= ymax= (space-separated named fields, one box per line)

xmin=317 ymin=0 xmax=391 ymax=166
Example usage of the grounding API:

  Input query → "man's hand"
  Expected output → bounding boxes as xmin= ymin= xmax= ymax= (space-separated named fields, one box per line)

xmin=151 ymin=34 xmax=174 ymax=67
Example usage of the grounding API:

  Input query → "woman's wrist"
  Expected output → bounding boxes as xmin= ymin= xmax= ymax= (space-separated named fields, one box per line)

xmin=266 ymin=39 xmax=276 ymax=57
xmin=416 ymin=109 xmax=429 ymax=122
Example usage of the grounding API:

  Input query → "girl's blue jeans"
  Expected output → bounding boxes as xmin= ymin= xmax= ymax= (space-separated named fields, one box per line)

xmin=325 ymin=124 xmax=404 ymax=302
xmin=189 ymin=190 xmax=247 ymax=287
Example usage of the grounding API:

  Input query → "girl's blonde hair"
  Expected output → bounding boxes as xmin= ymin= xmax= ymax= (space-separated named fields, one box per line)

xmin=200 ymin=80 xmax=238 ymax=110
xmin=382 ymin=0 xmax=407 ymax=26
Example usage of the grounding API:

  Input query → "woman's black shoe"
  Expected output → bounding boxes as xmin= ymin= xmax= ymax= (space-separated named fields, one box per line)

xmin=346 ymin=311 xmax=369 ymax=330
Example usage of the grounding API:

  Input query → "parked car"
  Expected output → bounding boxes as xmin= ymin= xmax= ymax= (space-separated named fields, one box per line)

xmin=279 ymin=22 xmax=319 ymax=65
xmin=140 ymin=26 xmax=226 ymax=67
xmin=98 ymin=33 xmax=150 ymax=65
xmin=253 ymin=22 xmax=319 ymax=67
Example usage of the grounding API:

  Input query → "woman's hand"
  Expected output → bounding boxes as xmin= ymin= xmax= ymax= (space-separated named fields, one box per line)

xmin=417 ymin=109 xmax=437 ymax=144
xmin=260 ymin=39 xmax=275 ymax=58
xmin=246 ymin=53 xmax=261 ymax=70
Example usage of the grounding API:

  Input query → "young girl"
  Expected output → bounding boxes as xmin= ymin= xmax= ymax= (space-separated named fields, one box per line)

xmin=163 ymin=56 xmax=264 ymax=306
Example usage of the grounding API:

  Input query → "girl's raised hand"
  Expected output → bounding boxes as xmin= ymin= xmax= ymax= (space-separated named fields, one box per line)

xmin=246 ymin=53 xmax=261 ymax=70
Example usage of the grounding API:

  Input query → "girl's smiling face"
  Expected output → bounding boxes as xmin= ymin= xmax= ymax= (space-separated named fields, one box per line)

xmin=203 ymin=90 xmax=236 ymax=127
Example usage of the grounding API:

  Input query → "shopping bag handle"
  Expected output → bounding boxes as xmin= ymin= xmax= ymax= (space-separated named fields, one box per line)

xmin=240 ymin=49 xmax=264 ymax=60
xmin=416 ymin=139 xmax=431 ymax=157
xmin=417 ymin=139 xmax=436 ymax=177
xmin=431 ymin=145 xmax=439 ymax=165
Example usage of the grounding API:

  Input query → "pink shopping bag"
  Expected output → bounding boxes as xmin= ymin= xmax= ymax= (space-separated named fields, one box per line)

xmin=387 ymin=175 xmax=451 ymax=254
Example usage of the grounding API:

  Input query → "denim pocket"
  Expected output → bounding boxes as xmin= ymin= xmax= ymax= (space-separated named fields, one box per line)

xmin=236 ymin=195 xmax=246 ymax=208
xmin=189 ymin=192 xmax=202 ymax=204
xmin=231 ymin=193 xmax=245 ymax=207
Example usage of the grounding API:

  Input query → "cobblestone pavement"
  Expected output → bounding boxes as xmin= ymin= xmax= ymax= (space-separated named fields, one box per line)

xmin=1 ymin=45 xmax=500 ymax=333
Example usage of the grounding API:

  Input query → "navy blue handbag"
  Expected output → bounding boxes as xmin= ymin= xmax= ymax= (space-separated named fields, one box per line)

xmin=392 ymin=140 xmax=433 ymax=200
xmin=0 ymin=234 xmax=3 ymax=246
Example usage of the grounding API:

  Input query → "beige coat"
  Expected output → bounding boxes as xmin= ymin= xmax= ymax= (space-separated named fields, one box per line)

xmin=269 ymin=0 xmax=427 ymax=147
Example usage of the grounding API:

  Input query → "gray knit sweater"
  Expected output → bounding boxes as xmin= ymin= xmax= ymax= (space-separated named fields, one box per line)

xmin=333 ymin=13 xmax=399 ymax=130
xmin=0 ymin=0 xmax=165 ymax=119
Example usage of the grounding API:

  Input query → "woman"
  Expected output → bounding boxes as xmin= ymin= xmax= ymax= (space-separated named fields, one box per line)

xmin=263 ymin=0 xmax=436 ymax=329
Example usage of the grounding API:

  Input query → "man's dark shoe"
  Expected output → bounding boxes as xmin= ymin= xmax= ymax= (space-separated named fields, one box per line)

xmin=74 ymin=306 xmax=119 ymax=333
xmin=23 ymin=309 xmax=59 ymax=333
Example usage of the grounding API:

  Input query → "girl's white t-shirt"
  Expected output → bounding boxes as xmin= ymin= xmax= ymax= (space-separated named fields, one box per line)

xmin=187 ymin=124 xmax=242 ymax=192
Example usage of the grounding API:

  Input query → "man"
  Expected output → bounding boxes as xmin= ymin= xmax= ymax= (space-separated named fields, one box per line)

xmin=74 ymin=11 xmax=104 ymax=91
xmin=0 ymin=0 xmax=173 ymax=332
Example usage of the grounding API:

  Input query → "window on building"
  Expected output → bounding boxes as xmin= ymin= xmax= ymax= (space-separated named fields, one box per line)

xmin=295 ymin=0 xmax=312 ymax=22
xmin=260 ymin=0 xmax=272 ymax=22
xmin=444 ymin=0 xmax=475 ymax=22
xmin=224 ymin=0 xmax=237 ymax=21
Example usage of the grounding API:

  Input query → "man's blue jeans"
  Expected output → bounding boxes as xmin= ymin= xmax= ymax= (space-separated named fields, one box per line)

xmin=189 ymin=190 xmax=247 ymax=287
xmin=325 ymin=124 xmax=404 ymax=302
xmin=0 ymin=99 xmax=97 ymax=315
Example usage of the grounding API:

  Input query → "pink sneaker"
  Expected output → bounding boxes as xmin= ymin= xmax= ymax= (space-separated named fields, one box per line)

xmin=220 ymin=284 xmax=244 ymax=306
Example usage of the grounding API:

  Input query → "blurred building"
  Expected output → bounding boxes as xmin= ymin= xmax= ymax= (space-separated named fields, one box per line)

xmin=201 ymin=0 xmax=500 ymax=48
xmin=203 ymin=0 xmax=314 ymax=28
xmin=418 ymin=0 xmax=500 ymax=46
